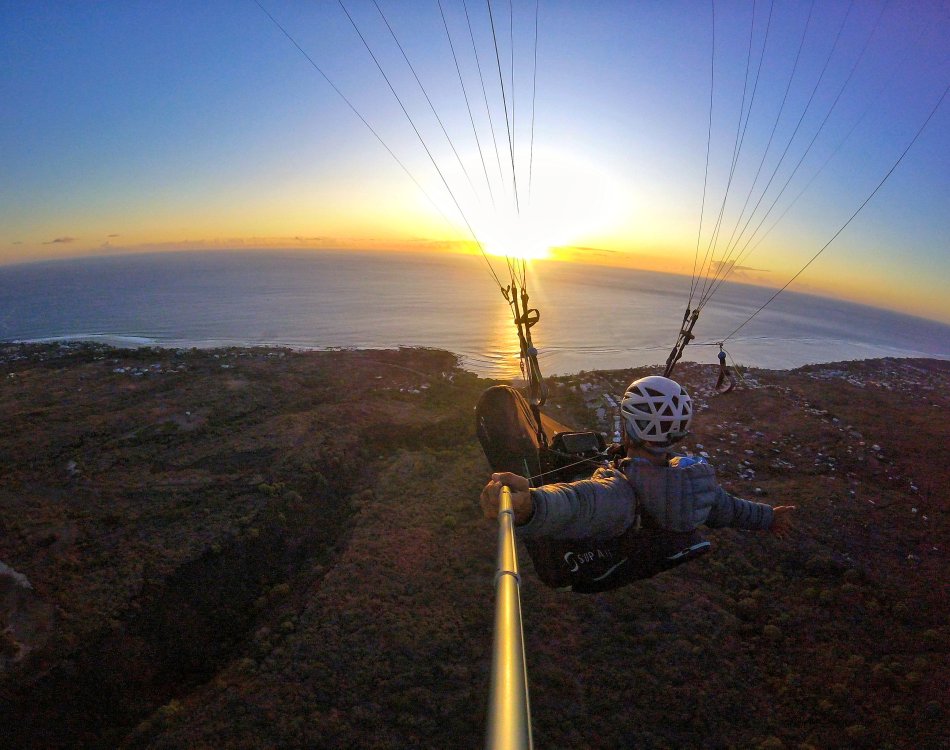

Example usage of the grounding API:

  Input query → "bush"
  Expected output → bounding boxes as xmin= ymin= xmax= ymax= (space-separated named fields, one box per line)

xmin=763 ymin=624 xmax=783 ymax=642
xmin=737 ymin=597 xmax=759 ymax=618
xmin=830 ymin=683 xmax=848 ymax=700
xmin=845 ymin=724 xmax=868 ymax=740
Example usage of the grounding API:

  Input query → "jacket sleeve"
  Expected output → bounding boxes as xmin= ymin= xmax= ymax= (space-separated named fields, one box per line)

xmin=516 ymin=467 xmax=637 ymax=540
xmin=704 ymin=486 xmax=774 ymax=530
xmin=628 ymin=460 xmax=774 ymax=532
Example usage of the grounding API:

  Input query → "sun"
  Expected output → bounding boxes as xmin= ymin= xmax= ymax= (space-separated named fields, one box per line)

xmin=463 ymin=146 xmax=631 ymax=264
xmin=413 ymin=144 xmax=633 ymax=265
xmin=484 ymin=237 xmax=551 ymax=262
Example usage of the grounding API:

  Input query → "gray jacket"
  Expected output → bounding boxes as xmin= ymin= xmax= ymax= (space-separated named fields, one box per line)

xmin=518 ymin=459 xmax=774 ymax=539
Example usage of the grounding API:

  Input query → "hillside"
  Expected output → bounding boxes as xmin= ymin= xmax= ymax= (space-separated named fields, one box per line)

xmin=0 ymin=343 xmax=947 ymax=749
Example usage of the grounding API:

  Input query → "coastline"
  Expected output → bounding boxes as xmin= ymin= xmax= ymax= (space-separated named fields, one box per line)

xmin=5 ymin=334 xmax=949 ymax=379
xmin=3 ymin=251 xmax=949 ymax=379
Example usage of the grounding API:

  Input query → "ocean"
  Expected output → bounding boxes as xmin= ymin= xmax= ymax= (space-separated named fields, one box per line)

xmin=1 ymin=250 xmax=947 ymax=377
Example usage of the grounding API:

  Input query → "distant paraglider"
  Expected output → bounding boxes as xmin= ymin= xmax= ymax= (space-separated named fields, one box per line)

xmin=715 ymin=343 xmax=736 ymax=394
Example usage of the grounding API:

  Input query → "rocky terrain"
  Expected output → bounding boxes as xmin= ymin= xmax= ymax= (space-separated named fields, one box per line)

xmin=0 ymin=343 xmax=946 ymax=749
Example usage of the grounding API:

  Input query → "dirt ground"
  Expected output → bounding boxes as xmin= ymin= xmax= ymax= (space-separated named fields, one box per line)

xmin=0 ymin=343 xmax=946 ymax=749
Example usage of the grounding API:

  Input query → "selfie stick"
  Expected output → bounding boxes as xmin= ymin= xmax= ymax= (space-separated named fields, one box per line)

xmin=486 ymin=486 xmax=533 ymax=750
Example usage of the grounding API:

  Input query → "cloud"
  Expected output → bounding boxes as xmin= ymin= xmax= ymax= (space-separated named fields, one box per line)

xmin=405 ymin=237 xmax=468 ymax=251
xmin=547 ymin=246 xmax=619 ymax=263
xmin=43 ymin=236 xmax=76 ymax=245
xmin=559 ymin=245 xmax=619 ymax=256
xmin=12 ymin=241 xmax=22 ymax=245
xmin=108 ymin=233 xmax=120 ymax=238
xmin=710 ymin=259 xmax=769 ymax=275
xmin=113 ymin=236 xmax=348 ymax=253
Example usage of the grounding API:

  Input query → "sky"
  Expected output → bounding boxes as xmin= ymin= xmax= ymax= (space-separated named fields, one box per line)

xmin=2 ymin=0 xmax=949 ymax=323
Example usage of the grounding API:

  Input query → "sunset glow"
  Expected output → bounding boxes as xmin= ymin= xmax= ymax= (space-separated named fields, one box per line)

xmin=467 ymin=148 xmax=635 ymax=264
xmin=484 ymin=240 xmax=551 ymax=262
xmin=1 ymin=2 xmax=947 ymax=322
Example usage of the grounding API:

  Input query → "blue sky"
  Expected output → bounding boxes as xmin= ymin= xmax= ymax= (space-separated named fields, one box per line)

xmin=2 ymin=1 xmax=948 ymax=322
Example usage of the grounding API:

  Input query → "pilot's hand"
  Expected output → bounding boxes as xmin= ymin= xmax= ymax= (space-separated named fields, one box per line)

xmin=480 ymin=472 xmax=533 ymax=525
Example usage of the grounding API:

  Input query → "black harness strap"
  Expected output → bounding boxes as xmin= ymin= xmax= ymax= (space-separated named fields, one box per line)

xmin=664 ymin=307 xmax=700 ymax=377
xmin=504 ymin=282 xmax=548 ymax=447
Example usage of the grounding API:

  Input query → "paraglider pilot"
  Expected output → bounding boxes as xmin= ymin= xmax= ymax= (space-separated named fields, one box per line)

xmin=480 ymin=376 xmax=794 ymax=588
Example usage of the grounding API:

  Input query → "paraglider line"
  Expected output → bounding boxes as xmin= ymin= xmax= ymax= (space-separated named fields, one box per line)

xmin=338 ymin=0 xmax=505 ymax=291
xmin=696 ymin=0 xmax=773 ymax=305
xmin=722 ymin=80 xmax=950 ymax=342
xmin=372 ymin=0 xmax=481 ymax=202
xmin=528 ymin=0 xmax=539 ymax=203
xmin=253 ymin=0 xmax=463 ymax=259
xmin=699 ymin=0 xmax=798 ymax=307
xmin=487 ymin=0 xmax=521 ymax=215
xmin=704 ymin=0 xmax=886 ymax=305
xmin=438 ymin=0 xmax=497 ymax=208
xmin=463 ymin=0 xmax=507 ymax=198
xmin=688 ymin=0 xmax=716 ymax=309
xmin=701 ymin=0 xmax=854 ymax=310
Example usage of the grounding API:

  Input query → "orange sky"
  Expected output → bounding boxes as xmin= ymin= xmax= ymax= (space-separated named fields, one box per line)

xmin=3 ymin=3 xmax=948 ymax=325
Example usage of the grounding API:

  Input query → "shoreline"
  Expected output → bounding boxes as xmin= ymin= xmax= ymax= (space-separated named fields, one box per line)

xmin=4 ymin=336 xmax=948 ymax=380
xmin=3 ymin=251 xmax=948 ymax=377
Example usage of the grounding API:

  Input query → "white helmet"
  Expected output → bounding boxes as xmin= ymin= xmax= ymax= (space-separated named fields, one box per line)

xmin=620 ymin=375 xmax=692 ymax=445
